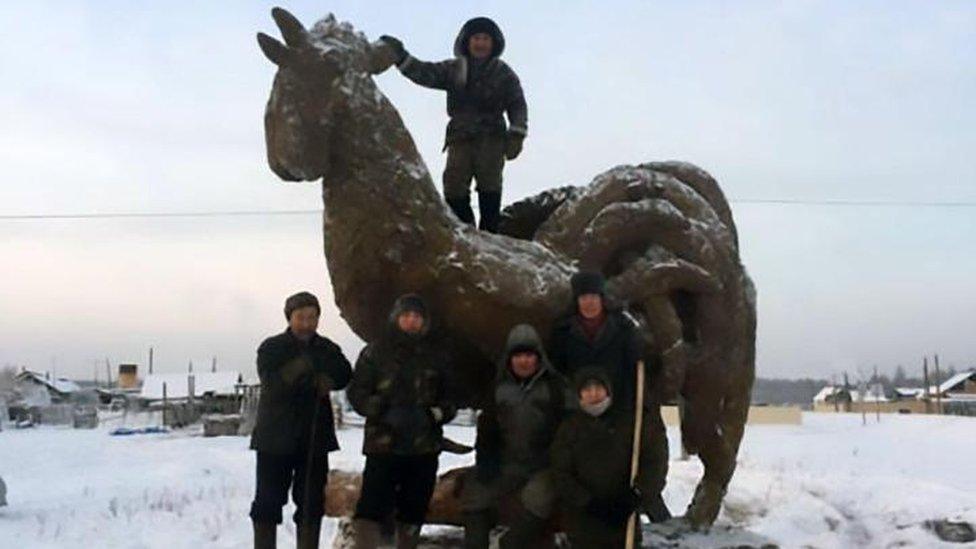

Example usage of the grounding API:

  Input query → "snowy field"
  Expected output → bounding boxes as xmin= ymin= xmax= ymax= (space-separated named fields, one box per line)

xmin=0 ymin=413 xmax=973 ymax=548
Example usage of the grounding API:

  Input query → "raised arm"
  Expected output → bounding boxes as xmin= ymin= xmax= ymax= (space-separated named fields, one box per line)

xmin=380 ymin=35 xmax=456 ymax=90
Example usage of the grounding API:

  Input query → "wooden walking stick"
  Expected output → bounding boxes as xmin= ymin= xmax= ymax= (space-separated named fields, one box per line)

xmin=625 ymin=360 xmax=646 ymax=549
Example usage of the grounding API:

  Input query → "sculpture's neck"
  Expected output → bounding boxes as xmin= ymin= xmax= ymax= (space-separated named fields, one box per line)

xmin=319 ymin=76 xmax=453 ymax=285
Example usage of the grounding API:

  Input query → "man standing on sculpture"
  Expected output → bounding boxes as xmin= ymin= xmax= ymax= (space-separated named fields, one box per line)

xmin=380 ymin=17 xmax=528 ymax=233
xmin=462 ymin=324 xmax=574 ymax=548
xmin=347 ymin=294 xmax=458 ymax=548
xmin=249 ymin=291 xmax=353 ymax=549
xmin=548 ymin=271 xmax=672 ymax=522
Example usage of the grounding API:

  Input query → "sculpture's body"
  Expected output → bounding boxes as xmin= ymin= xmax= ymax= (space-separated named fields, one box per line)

xmin=258 ymin=9 xmax=755 ymax=527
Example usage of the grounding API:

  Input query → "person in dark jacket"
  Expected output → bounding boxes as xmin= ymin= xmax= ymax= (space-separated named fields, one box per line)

xmin=249 ymin=291 xmax=353 ymax=549
xmin=347 ymin=294 xmax=458 ymax=549
xmin=551 ymin=369 xmax=660 ymax=549
xmin=462 ymin=324 xmax=574 ymax=548
xmin=548 ymin=271 xmax=671 ymax=523
xmin=380 ymin=17 xmax=528 ymax=233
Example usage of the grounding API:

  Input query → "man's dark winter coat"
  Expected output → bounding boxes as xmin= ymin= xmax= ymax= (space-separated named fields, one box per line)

xmin=550 ymin=370 xmax=660 ymax=548
xmin=249 ymin=330 xmax=352 ymax=456
xmin=548 ymin=309 xmax=645 ymax=411
xmin=475 ymin=324 xmax=574 ymax=486
xmin=396 ymin=17 xmax=528 ymax=147
xmin=346 ymin=322 xmax=458 ymax=456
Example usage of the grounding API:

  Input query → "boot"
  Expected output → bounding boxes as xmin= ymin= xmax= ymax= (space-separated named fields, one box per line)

xmin=499 ymin=513 xmax=547 ymax=549
xmin=253 ymin=521 xmax=276 ymax=549
xmin=463 ymin=511 xmax=492 ymax=549
xmin=477 ymin=192 xmax=502 ymax=233
xmin=352 ymin=519 xmax=382 ymax=549
xmin=645 ymin=492 xmax=673 ymax=523
xmin=446 ymin=196 xmax=475 ymax=225
xmin=394 ymin=522 xmax=422 ymax=549
xmin=297 ymin=519 xmax=321 ymax=549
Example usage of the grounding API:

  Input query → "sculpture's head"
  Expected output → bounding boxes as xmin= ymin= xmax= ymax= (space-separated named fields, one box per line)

xmin=257 ymin=8 xmax=395 ymax=181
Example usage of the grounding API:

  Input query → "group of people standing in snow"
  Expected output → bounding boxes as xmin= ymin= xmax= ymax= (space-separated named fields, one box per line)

xmin=248 ymin=16 xmax=671 ymax=549
xmin=249 ymin=271 xmax=670 ymax=549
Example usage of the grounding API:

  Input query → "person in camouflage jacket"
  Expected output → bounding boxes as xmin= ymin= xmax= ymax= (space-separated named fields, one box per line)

xmin=347 ymin=294 xmax=458 ymax=548
xmin=380 ymin=17 xmax=528 ymax=233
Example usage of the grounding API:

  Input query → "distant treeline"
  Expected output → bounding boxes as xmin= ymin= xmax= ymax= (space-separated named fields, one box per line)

xmin=751 ymin=377 xmax=828 ymax=407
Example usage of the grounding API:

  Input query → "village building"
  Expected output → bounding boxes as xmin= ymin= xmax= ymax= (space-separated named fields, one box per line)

xmin=813 ymin=369 xmax=976 ymax=416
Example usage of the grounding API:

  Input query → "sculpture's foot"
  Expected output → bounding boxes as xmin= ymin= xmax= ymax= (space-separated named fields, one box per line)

xmin=684 ymin=480 xmax=727 ymax=529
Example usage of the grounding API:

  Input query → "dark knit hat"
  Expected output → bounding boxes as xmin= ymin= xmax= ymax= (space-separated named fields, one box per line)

xmin=571 ymin=271 xmax=606 ymax=299
xmin=574 ymin=367 xmax=612 ymax=396
xmin=454 ymin=17 xmax=505 ymax=58
xmin=284 ymin=291 xmax=320 ymax=320
xmin=388 ymin=293 xmax=428 ymax=322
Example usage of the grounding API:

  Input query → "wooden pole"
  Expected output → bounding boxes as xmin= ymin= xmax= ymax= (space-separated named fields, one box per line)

xmin=105 ymin=358 xmax=112 ymax=389
xmin=149 ymin=347 xmax=154 ymax=375
xmin=625 ymin=361 xmax=646 ymax=549
xmin=162 ymin=382 xmax=168 ymax=427
xmin=923 ymin=357 xmax=930 ymax=414
xmin=874 ymin=366 xmax=880 ymax=422
xmin=934 ymin=354 xmax=943 ymax=415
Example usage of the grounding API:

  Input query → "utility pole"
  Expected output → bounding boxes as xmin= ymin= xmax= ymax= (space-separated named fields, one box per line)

xmin=923 ymin=357 xmax=930 ymax=414
xmin=874 ymin=366 xmax=884 ymax=423
xmin=105 ymin=358 xmax=112 ymax=389
xmin=934 ymin=354 xmax=943 ymax=415
xmin=211 ymin=356 xmax=217 ymax=373
xmin=148 ymin=347 xmax=154 ymax=375
xmin=831 ymin=374 xmax=839 ymax=412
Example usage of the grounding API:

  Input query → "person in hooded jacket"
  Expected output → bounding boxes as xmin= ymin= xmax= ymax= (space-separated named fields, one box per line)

xmin=461 ymin=324 xmax=574 ymax=548
xmin=379 ymin=17 xmax=528 ymax=233
xmin=346 ymin=294 xmax=458 ymax=549
xmin=550 ymin=369 xmax=660 ymax=549
xmin=249 ymin=292 xmax=353 ymax=549
xmin=548 ymin=270 xmax=672 ymax=523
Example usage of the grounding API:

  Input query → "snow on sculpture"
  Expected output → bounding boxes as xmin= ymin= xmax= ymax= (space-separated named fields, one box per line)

xmin=257 ymin=8 xmax=756 ymax=527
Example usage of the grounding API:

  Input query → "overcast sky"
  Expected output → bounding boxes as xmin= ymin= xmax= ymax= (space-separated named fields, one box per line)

xmin=1 ymin=1 xmax=974 ymax=382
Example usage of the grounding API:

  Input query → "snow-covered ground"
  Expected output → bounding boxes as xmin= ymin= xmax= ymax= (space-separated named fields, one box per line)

xmin=0 ymin=413 xmax=973 ymax=548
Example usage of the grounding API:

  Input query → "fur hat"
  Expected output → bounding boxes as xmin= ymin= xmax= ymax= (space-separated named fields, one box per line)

xmin=454 ymin=16 xmax=505 ymax=58
xmin=571 ymin=271 xmax=606 ymax=299
xmin=284 ymin=291 xmax=320 ymax=320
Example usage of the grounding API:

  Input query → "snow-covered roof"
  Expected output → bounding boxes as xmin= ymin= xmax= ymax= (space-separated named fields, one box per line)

xmin=935 ymin=370 xmax=975 ymax=395
xmin=15 ymin=370 xmax=81 ymax=394
xmin=813 ymin=386 xmax=839 ymax=402
xmin=895 ymin=387 xmax=924 ymax=399
xmin=813 ymin=385 xmax=889 ymax=403
xmin=139 ymin=372 xmax=242 ymax=400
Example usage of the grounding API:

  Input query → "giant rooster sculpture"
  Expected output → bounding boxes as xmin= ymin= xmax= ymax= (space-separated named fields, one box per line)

xmin=257 ymin=8 xmax=756 ymax=527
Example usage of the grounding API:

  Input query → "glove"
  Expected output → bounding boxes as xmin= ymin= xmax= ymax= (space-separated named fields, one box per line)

xmin=382 ymin=405 xmax=431 ymax=435
xmin=314 ymin=373 xmax=333 ymax=398
xmin=379 ymin=35 xmax=407 ymax=64
xmin=585 ymin=489 xmax=639 ymax=525
xmin=504 ymin=132 xmax=524 ymax=160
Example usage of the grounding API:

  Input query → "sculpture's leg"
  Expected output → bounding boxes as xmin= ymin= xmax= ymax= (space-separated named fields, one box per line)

xmin=682 ymin=378 xmax=751 ymax=529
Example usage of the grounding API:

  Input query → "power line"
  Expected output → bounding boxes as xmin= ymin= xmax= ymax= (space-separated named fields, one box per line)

xmin=730 ymin=198 xmax=976 ymax=207
xmin=1 ymin=198 xmax=975 ymax=221
xmin=0 ymin=209 xmax=320 ymax=220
